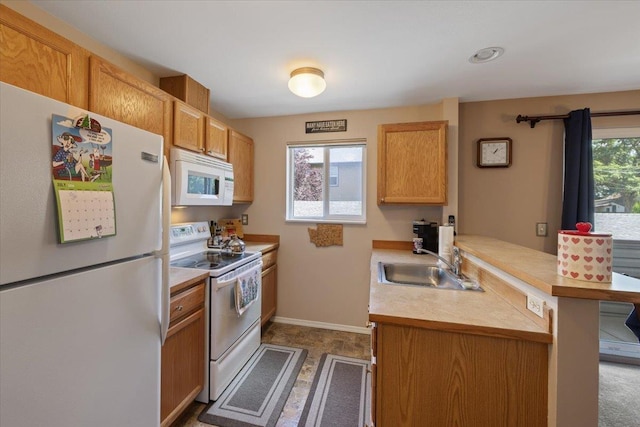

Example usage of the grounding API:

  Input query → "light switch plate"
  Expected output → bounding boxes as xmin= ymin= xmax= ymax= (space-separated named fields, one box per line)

xmin=241 ymin=214 xmax=249 ymax=225
xmin=536 ymin=222 xmax=548 ymax=237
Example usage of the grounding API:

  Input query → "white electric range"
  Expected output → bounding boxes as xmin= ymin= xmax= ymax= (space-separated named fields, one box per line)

xmin=169 ymin=222 xmax=263 ymax=402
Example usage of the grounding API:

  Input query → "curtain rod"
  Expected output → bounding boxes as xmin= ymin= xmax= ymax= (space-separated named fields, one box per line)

xmin=516 ymin=110 xmax=640 ymax=128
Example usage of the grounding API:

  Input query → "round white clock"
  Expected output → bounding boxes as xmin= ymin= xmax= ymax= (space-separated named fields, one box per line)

xmin=477 ymin=138 xmax=512 ymax=168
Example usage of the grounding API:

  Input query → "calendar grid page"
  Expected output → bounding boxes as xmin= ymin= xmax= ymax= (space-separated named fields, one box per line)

xmin=56 ymin=189 xmax=116 ymax=242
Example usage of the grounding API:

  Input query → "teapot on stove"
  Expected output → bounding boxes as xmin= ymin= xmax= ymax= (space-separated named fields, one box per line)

xmin=224 ymin=234 xmax=246 ymax=254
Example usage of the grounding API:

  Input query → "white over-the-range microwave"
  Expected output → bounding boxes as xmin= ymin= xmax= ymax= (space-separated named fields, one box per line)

xmin=170 ymin=147 xmax=234 ymax=206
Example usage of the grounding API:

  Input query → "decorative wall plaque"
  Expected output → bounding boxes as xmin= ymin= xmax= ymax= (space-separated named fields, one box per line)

xmin=305 ymin=119 xmax=347 ymax=134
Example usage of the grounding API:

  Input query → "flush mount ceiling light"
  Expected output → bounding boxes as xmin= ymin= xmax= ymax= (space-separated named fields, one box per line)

xmin=288 ymin=67 xmax=326 ymax=98
xmin=469 ymin=47 xmax=505 ymax=64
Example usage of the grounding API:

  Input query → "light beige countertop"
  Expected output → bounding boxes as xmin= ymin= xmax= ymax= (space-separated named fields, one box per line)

xmin=244 ymin=242 xmax=279 ymax=254
xmin=369 ymin=249 xmax=553 ymax=344
xmin=456 ymin=235 xmax=640 ymax=303
xmin=243 ymin=233 xmax=280 ymax=254
xmin=169 ymin=268 xmax=209 ymax=293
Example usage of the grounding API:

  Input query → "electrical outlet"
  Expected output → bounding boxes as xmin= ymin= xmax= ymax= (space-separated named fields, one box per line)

xmin=241 ymin=214 xmax=249 ymax=225
xmin=536 ymin=222 xmax=548 ymax=237
xmin=527 ymin=294 xmax=545 ymax=318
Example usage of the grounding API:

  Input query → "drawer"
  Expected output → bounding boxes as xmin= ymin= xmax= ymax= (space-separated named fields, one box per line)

xmin=170 ymin=282 xmax=205 ymax=324
xmin=261 ymin=250 xmax=277 ymax=270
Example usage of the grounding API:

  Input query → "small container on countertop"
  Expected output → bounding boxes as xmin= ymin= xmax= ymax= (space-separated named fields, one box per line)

xmin=557 ymin=222 xmax=612 ymax=283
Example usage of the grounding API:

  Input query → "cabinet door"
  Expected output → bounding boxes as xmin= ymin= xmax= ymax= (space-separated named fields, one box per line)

xmin=377 ymin=322 xmax=547 ymax=426
xmin=261 ymin=264 xmax=277 ymax=326
xmin=370 ymin=322 xmax=377 ymax=427
xmin=377 ymin=121 xmax=448 ymax=205
xmin=161 ymin=307 xmax=205 ymax=427
xmin=173 ymin=100 xmax=205 ymax=153
xmin=228 ymin=129 xmax=254 ymax=203
xmin=0 ymin=4 xmax=89 ymax=108
xmin=89 ymin=57 xmax=172 ymax=154
xmin=205 ymin=116 xmax=228 ymax=159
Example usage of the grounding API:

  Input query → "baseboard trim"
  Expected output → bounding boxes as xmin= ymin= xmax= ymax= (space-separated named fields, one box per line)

xmin=271 ymin=316 xmax=371 ymax=335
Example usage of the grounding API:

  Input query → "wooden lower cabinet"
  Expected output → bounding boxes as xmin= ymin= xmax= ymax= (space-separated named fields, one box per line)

xmin=260 ymin=248 xmax=278 ymax=326
xmin=161 ymin=281 xmax=205 ymax=427
xmin=261 ymin=264 xmax=277 ymax=326
xmin=370 ymin=323 xmax=377 ymax=427
xmin=372 ymin=322 xmax=548 ymax=427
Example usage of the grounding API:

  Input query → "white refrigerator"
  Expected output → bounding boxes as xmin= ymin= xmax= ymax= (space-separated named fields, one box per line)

xmin=0 ymin=82 xmax=170 ymax=427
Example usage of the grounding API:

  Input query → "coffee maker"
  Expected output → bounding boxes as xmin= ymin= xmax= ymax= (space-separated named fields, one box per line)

xmin=413 ymin=220 xmax=438 ymax=253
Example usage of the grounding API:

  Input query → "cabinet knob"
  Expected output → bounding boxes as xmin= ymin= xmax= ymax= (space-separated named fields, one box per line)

xmin=200 ymin=147 xmax=205 ymax=152
xmin=175 ymin=305 xmax=183 ymax=311
xmin=380 ymin=198 xmax=384 ymax=203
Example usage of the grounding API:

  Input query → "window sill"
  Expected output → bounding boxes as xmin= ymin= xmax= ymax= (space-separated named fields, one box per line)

xmin=285 ymin=218 xmax=367 ymax=225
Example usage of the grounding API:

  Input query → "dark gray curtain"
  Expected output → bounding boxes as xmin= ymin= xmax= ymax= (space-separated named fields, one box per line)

xmin=561 ymin=108 xmax=594 ymax=230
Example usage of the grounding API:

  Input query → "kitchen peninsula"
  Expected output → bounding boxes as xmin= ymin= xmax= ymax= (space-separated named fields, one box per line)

xmin=369 ymin=236 xmax=640 ymax=427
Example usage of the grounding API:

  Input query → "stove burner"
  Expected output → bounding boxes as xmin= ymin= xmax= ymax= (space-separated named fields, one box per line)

xmin=194 ymin=261 xmax=221 ymax=269
xmin=170 ymin=250 xmax=255 ymax=272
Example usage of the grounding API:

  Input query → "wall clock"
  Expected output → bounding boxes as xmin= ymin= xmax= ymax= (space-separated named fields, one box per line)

xmin=477 ymin=137 xmax=512 ymax=168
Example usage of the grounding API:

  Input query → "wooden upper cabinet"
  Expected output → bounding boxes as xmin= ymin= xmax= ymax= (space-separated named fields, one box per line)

xmin=228 ymin=129 xmax=254 ymax=203
xmin=377 ymin=121 xmax=448 ymax=205
xmin=0 ymin=4 xmax=89 ymax=108
xmin=89 ymin=56 xmax=172 ymax=152
xmin=173 ymin=100 xmax=205 ymax=153
xmin=205 ymin=116 xmax=228 ymax=160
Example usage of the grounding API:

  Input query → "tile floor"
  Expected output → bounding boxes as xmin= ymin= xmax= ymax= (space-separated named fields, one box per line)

xmin=171 ymin=312 xmax=640 ymax=427
xmin=170 ymin=322 xmax=370 ymax=427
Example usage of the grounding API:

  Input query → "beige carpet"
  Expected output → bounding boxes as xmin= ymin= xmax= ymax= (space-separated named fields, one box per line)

xmin=599 ymin=361 xmax=640 ymax=427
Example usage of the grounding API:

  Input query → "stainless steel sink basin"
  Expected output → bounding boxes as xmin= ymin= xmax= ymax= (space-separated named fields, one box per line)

xmin=378 ymin=262 xmax=483 ymax=291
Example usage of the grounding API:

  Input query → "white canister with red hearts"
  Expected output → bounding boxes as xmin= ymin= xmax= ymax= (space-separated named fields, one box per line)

xmin=557 ymin=225 xmax=612 ymax=283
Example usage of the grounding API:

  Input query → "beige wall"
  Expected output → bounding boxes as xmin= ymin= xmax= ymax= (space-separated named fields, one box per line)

xmin=229 ymin=103 xmax=458 ymax=328
xmin=459 ymin=90 xmax=640 ymax=254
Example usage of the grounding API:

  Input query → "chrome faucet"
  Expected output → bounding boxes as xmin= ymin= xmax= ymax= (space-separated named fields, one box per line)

xmin=416 ymin=246 xmax=462 ymax=277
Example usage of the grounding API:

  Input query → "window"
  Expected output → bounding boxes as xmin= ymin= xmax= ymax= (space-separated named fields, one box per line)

xmin=593 ymin=127 xmax=640 ymax=362
xmin=592 ymin=128 xmax=640 ymax=243
xmin=286 ymin=140 xmax=366 ymax=223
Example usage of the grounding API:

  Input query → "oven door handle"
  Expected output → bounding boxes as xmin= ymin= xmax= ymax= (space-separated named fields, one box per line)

xmin=214 ymin=262 xmax=263 ymax=291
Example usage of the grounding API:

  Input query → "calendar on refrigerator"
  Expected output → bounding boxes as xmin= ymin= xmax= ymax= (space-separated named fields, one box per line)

xmin=51 ymin=114 xmax=116 ymax=243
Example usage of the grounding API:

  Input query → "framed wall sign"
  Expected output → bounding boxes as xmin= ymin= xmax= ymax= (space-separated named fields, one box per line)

xmin=476 ymin=137 xmax=512 ymax=168
xmin=305 ymin=119 xmax=347 ymax=134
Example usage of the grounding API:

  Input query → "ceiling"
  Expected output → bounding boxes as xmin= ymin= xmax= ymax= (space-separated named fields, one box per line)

xmin=31 ymin=1 xmax=640 ymax=120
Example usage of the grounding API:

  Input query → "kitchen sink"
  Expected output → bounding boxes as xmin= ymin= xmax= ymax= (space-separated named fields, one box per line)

xmin=377 ymin=262 xmax=483 ymax=291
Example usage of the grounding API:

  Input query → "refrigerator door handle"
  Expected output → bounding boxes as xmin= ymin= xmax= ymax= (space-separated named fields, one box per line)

xmin=160 ymin=253 xmax=170 ymax=344
xmin=158 ymin=155 xmax=171 ymax=255
xmin=155 ymin=155 xmax=171 ymax=344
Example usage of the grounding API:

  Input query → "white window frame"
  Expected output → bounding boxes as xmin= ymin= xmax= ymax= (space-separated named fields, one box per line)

xmin=285 ymin=139 xmax=367 ymax=224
